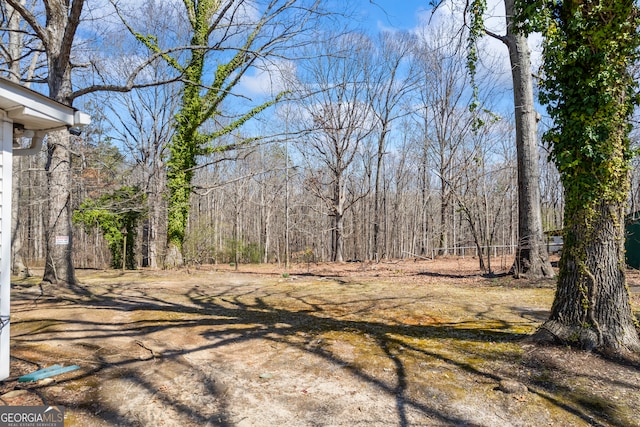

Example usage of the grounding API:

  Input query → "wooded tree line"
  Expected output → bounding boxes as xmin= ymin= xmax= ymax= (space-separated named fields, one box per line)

xmin=1 ymin=0 xmax=637 ymax=273
xmin=1 ymin=0 xmax=639 ymax=356
xmin=1 ymin=1 xmax=567 ymax=274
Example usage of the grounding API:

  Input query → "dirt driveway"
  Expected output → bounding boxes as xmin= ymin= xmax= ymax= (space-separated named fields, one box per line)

xmin=1 ymin=259 xmax=639 ymax=426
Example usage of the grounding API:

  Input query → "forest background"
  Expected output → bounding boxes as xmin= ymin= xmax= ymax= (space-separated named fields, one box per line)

xmin=3 ymin=0 xmax=638 ymax=274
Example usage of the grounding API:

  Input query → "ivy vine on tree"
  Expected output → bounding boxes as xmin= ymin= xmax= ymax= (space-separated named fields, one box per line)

xmin=73 ymin=187 xmax=147 ymax=270
xmin=516 ymin=0 xmax=640 ymax=354
xmin=466 ymin=0 xmax=487 ymax=115
xmin=120 ymin=0 xmax=296 ymax=266
xmin=463 ymin=0 xmax=556 ymax=279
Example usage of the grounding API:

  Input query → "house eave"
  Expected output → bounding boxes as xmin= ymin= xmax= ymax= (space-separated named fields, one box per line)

xmin=0 ymin=77 xmax=90 ymax=132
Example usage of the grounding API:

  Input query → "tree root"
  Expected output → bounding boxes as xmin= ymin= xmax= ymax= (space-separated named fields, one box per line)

xmin=529 ymin=321 xmax=640 ymax=361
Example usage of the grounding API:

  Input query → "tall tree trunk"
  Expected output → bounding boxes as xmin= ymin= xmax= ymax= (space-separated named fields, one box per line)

xmin=373 ymin=125 xmax=388 ymax=262
xmin=148 ymin=162 xmax=166 ymax=268
xmin=11 ymin=156 xmax=28 ymax=277
xmin=36 ymin=0 xmax=84 ymax=284
xmin=333 ymin=212 xmax=344 ymax=262
xmin=143 ymin=202 xmax=163 ymax=269
xmin=332 ymin=176 xmax=345 ymax=262
xmin=419 ymin=119 xmax=431 ymax=257
xmin=373 ymin=149 xmax=383 ymax=262
xmin=420 ymin=173 xmax=429 ymax=257
xmin=8 ymin=3 xmax=28 ymax=277
xmin=503 ymin=0 xmax=554 ymax=279
xmin=537 ymin=199 xmax=640 ymax=353
xmin=43 ymin=128 xmax=75 ymax=284
xmin=438 ymin=179 xmax=449 ymax=256
xmin=531 ymin=0 xmax=640 ymax=356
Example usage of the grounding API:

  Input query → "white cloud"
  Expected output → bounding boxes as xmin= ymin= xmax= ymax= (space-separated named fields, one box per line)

xmin=239 ymin=59 xmax=296 ymax=97
xmin=411 ymin=0 xmax=542 ymax=87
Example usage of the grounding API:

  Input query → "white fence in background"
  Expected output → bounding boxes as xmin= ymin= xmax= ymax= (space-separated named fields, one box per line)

xmin=405 ymin=241 xmax=562 ymax=260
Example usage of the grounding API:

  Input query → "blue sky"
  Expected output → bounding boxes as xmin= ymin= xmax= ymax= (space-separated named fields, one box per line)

xmin=238 ymin=0 xmax=517 ymax=100
xmin=237 ymin=1 xmax=436 ymax=99
xmin=360 ymin=0 xmax=512 ymax=38
xmin=359 ymin=1 xmax=430 ymax=31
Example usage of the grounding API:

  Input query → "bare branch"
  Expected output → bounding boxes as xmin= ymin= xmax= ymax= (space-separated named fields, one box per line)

xmin=4 ymin=0 xmax=48 ymax=47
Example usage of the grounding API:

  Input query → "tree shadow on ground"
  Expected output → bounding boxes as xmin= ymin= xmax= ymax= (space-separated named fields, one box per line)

xmin=7 ymin=275 xmax=639 ymax=427
xmin=417 ymin=271 xmax=481 ymax=280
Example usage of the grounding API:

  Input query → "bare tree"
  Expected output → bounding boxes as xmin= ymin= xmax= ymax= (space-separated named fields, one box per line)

xmin=495 ymin=0 xmax=554 ymax=278
xmin=456 ymin=118 xmax=515 ymax=273
xmin=114 ymin=0 xmax=325 ymax=266
xmin=464 ymin=0 xmax=555 ymax=278
xmin=367 ymin=31 xmax=421 ymax=261
xmin=295 ymin=32 xmax=377 ymax=262
xmin=413 ymin=21 xmax=477 ymax=256
xmin=102 ymin=3 xmax=182 ymax=268
xmin=2 ymin=1 xmax=31 ymax=276
xmin=4 ymin=0 xmax=86 ymax=284
xmin=5 ymin=0 xmax=179 ymax=282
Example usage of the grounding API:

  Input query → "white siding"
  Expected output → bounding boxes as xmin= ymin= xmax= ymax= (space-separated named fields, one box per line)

xmin=0 ymin=116 xmax=12 ymax=380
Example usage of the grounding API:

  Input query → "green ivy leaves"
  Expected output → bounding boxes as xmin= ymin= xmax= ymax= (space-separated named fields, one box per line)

xmin=517 ymin=0 xmax=640 ymax=214
xmin=73 ymin=186 xmax=146 ymax=269
xmin=466 ymin=0 xmax=487 ymax=115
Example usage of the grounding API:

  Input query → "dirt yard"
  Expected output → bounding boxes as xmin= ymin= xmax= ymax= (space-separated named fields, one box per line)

xmin=1 ymin=258 xmax=639 ymax=426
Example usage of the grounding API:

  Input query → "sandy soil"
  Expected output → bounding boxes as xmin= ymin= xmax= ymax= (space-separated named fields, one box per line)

xmin=0 ymin=258 xmax=639 ymax=426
